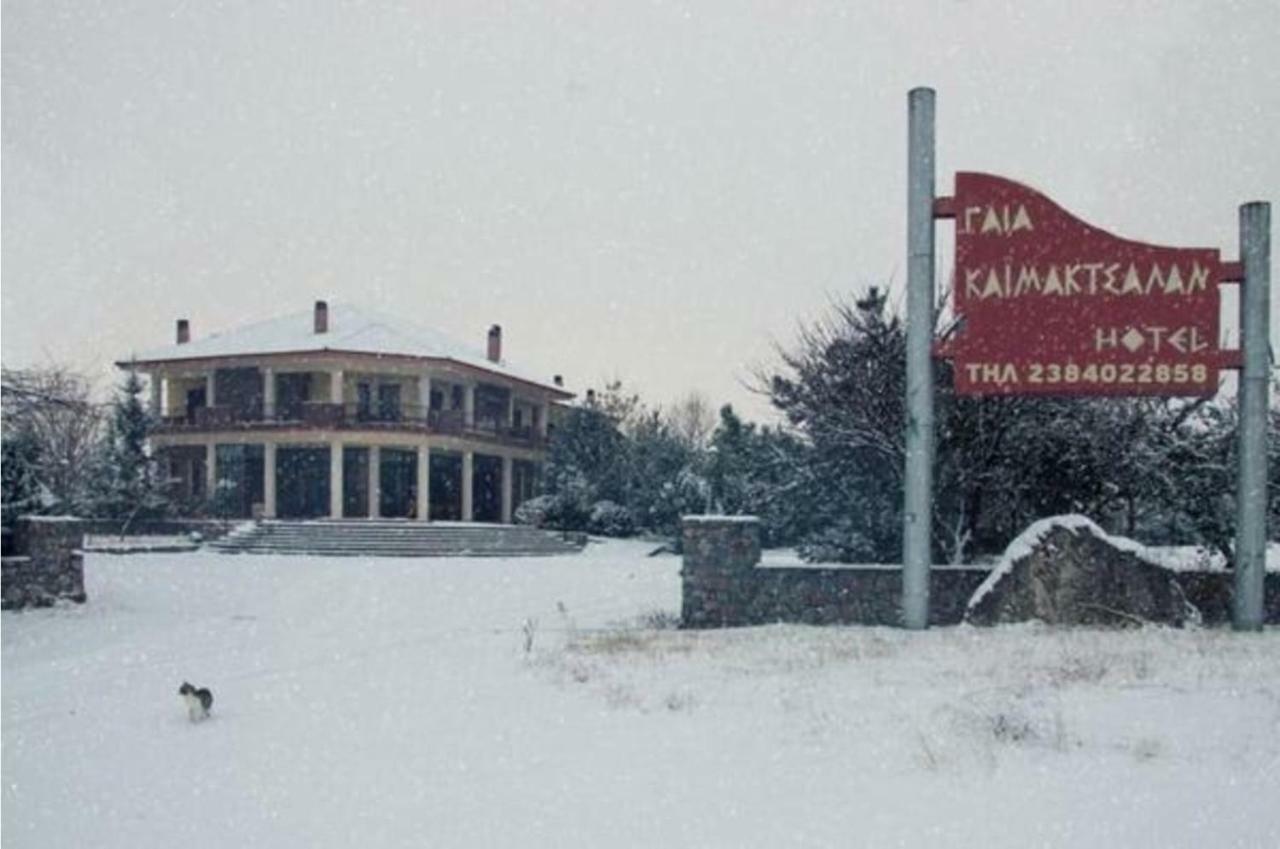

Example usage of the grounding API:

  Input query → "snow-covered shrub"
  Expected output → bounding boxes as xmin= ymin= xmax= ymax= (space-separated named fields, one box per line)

xmin=797 ymin=521 xmax=879 ymax=564
xmin=514 ymin=495 xmax=555 ymax=527
xmin=546 ymin=472 xmax=594 ymax=531
xmin=513 ymin=482 xmax=598 ymax=532
xmin=588 ymin=500 xmax=636 ymax=537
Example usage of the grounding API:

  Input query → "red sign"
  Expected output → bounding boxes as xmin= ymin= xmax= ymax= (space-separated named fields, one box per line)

xmin=945 ymin=172 xmax=1223 ymax=396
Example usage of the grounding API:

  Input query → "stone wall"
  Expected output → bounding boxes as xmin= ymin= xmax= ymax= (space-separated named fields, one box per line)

xmin=1 ymin=517 xmax=236 ymax=610
xmin=679 ymin=515 xmax=1279 ymax=629
xmin=680 ymin=516 xmax=988 ymax=628
xmin=2 ymin=518 xmax=87 ymax=609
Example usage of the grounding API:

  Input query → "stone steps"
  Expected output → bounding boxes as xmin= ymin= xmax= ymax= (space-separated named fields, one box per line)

xmin=208 ymin=520 xmax=584 ymax=558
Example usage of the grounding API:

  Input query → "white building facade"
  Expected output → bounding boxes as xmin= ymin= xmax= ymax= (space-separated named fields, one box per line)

xmin=122 ymin=301 xmax=572 ymax=523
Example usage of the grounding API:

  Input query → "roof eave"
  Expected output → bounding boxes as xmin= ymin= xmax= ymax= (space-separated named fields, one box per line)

xmin=116 ymin=348 xmax=576 ymax=399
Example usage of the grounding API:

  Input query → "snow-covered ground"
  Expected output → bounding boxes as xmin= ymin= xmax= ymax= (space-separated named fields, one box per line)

xmin=4 ymin=540 xmax=1278 ymax=848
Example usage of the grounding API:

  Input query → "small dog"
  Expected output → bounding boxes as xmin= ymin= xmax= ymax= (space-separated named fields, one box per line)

xmin=178 ymin=682 xmax=214 ymax=722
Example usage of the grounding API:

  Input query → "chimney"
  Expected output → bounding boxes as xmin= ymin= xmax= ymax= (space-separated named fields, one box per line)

xmin=586 ymin=388 xmax=596 ymax=406
xmin=314 ymin=300 xmax=329 ymax=334
xmin=553 ymin=375 xmax=563 ymax=387
xmin=487 ymin=324 xmax=502 ymax=363
xmin=176 ymin=319 xmax=190 ymax=345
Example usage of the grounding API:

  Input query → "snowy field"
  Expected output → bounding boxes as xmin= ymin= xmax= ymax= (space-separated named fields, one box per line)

xmin=4 ymin=540 xmax=1279 ymax=849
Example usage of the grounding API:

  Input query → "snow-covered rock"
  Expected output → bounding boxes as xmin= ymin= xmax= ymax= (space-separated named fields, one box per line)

xmin=966 ymin=516 xmax=1194 ymax=627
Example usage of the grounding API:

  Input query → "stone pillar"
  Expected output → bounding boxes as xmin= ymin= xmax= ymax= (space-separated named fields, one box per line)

xmin=4 ymin=518 xmax=87 ymax=609
xmin=536 ymin=403 xmax=549 ymax=438
xmin=461 ymin=451 xmax=474 ymax=522
xmin=205 ymin=443 xmax=217 ymax=499
xmin=262 ymin=367 xmax=276 ymax=419
xmin=329 ymin=441 xmax=344 ymax=519
xmin=206 ymin=371 xmax=217 ymax=407
xmin=507 ymin=393 xmax=516 ymax=428
xmin=368 ymin=445 xmax=381 ymax=518
xmin=680 ymin=516 xmax=761 ymax=629
xmin=418 ymin=375 xmax=432 ymax=424
xmin=464 ymin=383 xmax=476 ymax=428
xmin=501 ymin=455 xmax=514 ymax=523
xmin=330 ymin=369 xmax=344 ymax=404
xmin=263 ymin=443 xmax=277 ymax=518
xmin=416 ymin=444 xmax=431 ymax=520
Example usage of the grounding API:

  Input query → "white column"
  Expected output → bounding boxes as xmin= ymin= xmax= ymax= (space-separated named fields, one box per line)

xmin=329 ymin=440 xmax=344 ymax=519
xmin=418 ymin=375 xmax=432 ymax=424
xmin=501 ymin=455 xmax=513 ymax=524
xmin=205 ymin=443 xmax=217 ymax=499
xmin=464 ymin=383 xmax=476 ymax=428
xmin=263 ymin=367 xmax=276 ymax=420
xmin=416 ymin=444 xmax=430 ymax=520
xmin=507 ymin=393 xmax=516 ymax=428
xmin=206 ymin=371 xmax=217 ymax=407
xmin=330 ymin=369 xmax=344 ymax=404
xmin=461 ymin=451 xmax=474 ymax=521
xmin=368 ymin=445 xmax=381 ymax=518
xmin=263 ymin=443 xmax=277 ymax=518
xmin=537 ymin=403 xmax=549 ymax=438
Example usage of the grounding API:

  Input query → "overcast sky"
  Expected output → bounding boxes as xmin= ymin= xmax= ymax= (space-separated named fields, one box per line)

xmin=3 ymin=1 xmax=1277 ymax=420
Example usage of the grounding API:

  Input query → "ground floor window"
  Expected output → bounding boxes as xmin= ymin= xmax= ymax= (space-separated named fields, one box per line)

xmin=160 ymin=446 xmax=207 ymax=511
xmin=472 ymin=454 xmax=503 ymax=523
xmin=429 ymin=452 xmax=462 ymax=520
xmin=276 ymin=446 xmax=330 ymax=519
xmin=379 ymin=447 xmax=417 ymax=519
xmin=213 ymin=444 xmax=265 ymax=519
xmin=343 ymin=446 xmax=370 ymax=517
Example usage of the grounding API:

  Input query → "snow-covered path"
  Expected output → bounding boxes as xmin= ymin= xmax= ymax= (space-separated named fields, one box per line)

xmin=4 ymin=540 xmax=1279 ymax=848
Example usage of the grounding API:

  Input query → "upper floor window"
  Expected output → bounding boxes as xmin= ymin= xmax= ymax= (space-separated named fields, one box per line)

xmin=377 ymin=384 xmax=401 ymax=421
xmin=356 ymin=382 xmax=372 ymax=420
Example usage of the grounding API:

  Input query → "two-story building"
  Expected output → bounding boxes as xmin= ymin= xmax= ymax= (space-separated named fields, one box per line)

xmin=120 ymin=301 xmax=573 ymax=523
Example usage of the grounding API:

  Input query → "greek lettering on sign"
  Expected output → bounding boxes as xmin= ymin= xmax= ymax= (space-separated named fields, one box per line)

xmin=962 ymin=261 xmax=1211 ymax=300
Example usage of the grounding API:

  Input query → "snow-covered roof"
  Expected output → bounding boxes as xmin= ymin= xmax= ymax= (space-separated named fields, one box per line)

xmin=123 ymin=303 xmax=572 ymax=396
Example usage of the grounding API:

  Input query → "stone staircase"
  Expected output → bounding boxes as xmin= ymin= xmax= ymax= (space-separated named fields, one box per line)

xmin=206 ymin=520 xmax=586 ymax=558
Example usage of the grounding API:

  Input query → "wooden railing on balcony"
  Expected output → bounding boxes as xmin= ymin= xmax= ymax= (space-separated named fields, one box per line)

xmin=155 ymin=403 xmax=547 ymax=448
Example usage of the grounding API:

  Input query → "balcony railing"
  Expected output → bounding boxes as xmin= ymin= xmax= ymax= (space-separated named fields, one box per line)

xmin=156 ymin=403 xmax=547 ymax=447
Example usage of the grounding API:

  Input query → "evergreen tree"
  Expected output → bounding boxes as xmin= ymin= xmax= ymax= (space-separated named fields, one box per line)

xmin=542 ymin=386 xmax=633 ymax=530
xmin=767 ymin=288 xmax=907 ymax=560
xmin=1 ymin=426 xmax=44 ymax=526
xmin=95 ymin=370 xmax=167 ymax=521
xmin=628 ymin=410 xmax=698 ymax=534
xmin=766 ymin=285 xmax=1275 ymax=563
xmin=705 ymin=404 xmax=811 ymax=546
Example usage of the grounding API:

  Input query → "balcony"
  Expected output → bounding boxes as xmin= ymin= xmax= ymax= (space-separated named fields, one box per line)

xmin=155 ymin=403 xmax=548 ymax=448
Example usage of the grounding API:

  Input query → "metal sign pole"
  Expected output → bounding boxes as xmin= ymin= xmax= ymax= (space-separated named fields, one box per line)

xmin=903 ymin=87 xmax=936 ymax=630
xmin=1235 ymin=201 xmax=1271 ymax=631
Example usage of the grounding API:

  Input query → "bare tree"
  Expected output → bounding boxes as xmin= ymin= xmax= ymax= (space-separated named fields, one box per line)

xmin=664 ymin=391 xmax=716 ymax=451
xmin=1 ymin=366 xmax=105 ymax=515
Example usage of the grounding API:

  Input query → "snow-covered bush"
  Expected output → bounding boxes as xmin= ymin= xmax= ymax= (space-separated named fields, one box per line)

xmin=514 ymin=495 xmax=555 ymax=527
xmin=514 ymin=483 xmax=594 ymax=532
xmin=796 ymin=521 xmax=878 ymax=564
xmin=588 ymin=500 xmax=636 ymax=537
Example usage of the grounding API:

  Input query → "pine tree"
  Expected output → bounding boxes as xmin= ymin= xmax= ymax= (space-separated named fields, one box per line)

xmin=96 ymin=370 xmax=167 ymax=521
xmin=765 ymin=285 xmax=1268 ymax=563
xmin=1 ymin=427 xmax=44 ymax=525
